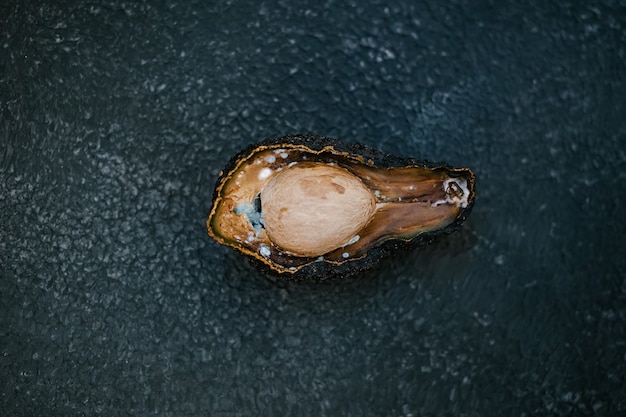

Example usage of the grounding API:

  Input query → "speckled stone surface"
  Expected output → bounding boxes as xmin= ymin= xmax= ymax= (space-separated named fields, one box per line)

xmin=1 ymin=0 xmax=625 ymax=416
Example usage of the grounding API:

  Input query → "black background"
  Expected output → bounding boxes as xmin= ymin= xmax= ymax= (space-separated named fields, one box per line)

xmin=1 ymin=0 xmax=625 ymax=416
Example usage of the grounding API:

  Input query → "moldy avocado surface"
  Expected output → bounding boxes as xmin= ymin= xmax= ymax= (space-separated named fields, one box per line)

xmin=207 ymin=135 xmax=475 ymax=279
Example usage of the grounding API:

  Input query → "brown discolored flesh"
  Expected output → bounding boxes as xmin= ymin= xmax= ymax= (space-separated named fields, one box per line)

xmin=207 ymin=140 xmax=475 ymax=275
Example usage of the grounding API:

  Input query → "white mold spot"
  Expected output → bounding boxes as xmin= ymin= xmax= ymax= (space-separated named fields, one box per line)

xmin=258 ymin=167 xmax=273 ymax=180
xmin=346 ymin=235 xmax=360 ymax=246
xmin=259 ymin=245 xmax=271 ymax=258
xmin=342 ymin=252 xmax=349 ymax=259
xmin=431 ymin=178 xmax=471 ymax=208
xmin=280 ymin=152 xmax=288 ymax=159
xmin=234 ymin=202 xmax=265 ymax=235
xmin=266 ymin=155 xmax=276 ymax=163
xmin=374 ymin=190 xmax=381 ymax=196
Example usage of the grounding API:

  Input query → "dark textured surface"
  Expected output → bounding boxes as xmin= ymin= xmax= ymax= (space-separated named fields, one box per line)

xmin=1 ymin=0 xmax=625 ymax=416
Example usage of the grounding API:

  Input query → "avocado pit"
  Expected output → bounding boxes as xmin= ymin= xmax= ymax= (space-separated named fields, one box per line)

xmin=261 ymin=162 xmax=376 ymax=257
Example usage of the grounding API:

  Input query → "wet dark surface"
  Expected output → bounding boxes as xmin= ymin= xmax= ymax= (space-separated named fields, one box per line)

xmin=1 ymin=0 xmax=625 ymax=415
